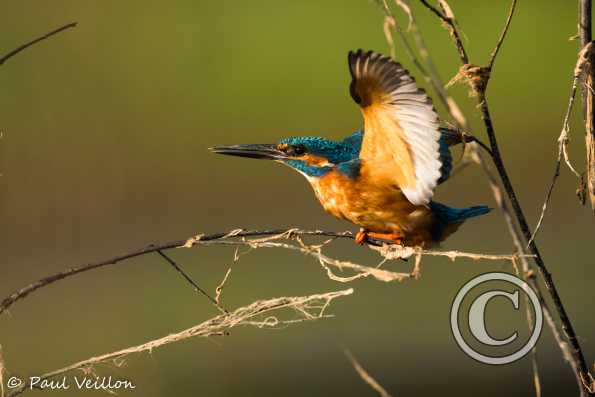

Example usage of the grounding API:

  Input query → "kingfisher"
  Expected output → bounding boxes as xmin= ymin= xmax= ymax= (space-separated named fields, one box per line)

xmin=211 ymin=50 xmax=490 ymax=247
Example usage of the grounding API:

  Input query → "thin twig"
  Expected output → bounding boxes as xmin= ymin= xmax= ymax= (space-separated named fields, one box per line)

xmin=416 ymin=0 xmax=592 ymax=392
xmin=474 ymin=149 xmax=547 ymax=396
xmin=201 ymin=239 xmax=413 ymax=283
xmin=156 ymin=250 xmax=227 ymax=314
xmin=378 ymin=5 xmax=580 ymax=390
xmin=475 ymin=81 xmax=591 ymax=395
xmin=0 ymin=22 xmax=77 ymax=66
xmin=487 ymin=0 xmax=518 ymax=71
xmin=0 ymin=228 xmax=529 ymax=316
xmin=376 ymin=0 xmax=469 ymax=130
xmin=579 ymin=0 xmax=595 ymax=213
xmin=379 ymin=0 xmax=495 ymax=164
xmin=418 ymin=0 xmax=469 ymax=64
xmin=215 ymin=268 xmax=232 ymax=306
xmin=473 ymin=127 xmax=583 ymax=397
xmin=346 ymin=350 xmax=393 ymax=397
xmin=0 ymin=229 xmax=350 ymax=315
xmin=528 ymin=44 xmax=590 ymax=246
xmin=5 ymin=288 xmax=353 ymax=397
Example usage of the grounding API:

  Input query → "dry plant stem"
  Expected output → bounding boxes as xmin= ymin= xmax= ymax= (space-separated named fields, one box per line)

xmin=479 ymin=145 xmax=585 ymax=396
xmin=418 ymin=0 xmax=469 ymax=64
xmin=381 ymin=0 xmax=586 ymax=391
xmin=423 ymin=0 xmax=591 ymax=390
xmin=156 ymin=250 xmax=227 ymax=314
xmin=487 ymin=0 xmax=517 ymax=71
xmin=578 ymin=0 xmax=595 ymax=392
xmin=416 ymin=0 xmax=591 ymax=392
xmin=579 ymin=0 xmax=595 ymax=212
xmin=380 ymin=0 xmax=497 ymax=169
xmin=200 ymin=239 xmax=411 ymax=283
xmin=0 ymin=229 xmax=349 ymax=315
xmin=0 ymin=22 xmax=77 ymax=66
xmin=215 ymin=267 xmax=232 ymax=306
xmin=530 ymin=68 xmax=583 ymax=246
xmin=477 ymin=90 xmax=591 ymax=389
xmin=202 ymin=239 xmax=527 ymax=284
xmin=378 ymin=1 xmax=579 ymax=389
xmin=377 ymin=0 xmax=468 ymax=130
xmin=5 ymin=288 xmax=353 ymax=397
xmin=475 ymin=149 xmax=546 ymax=397
xmin=379 ymin=0 xmax=494 ymax=158
xmin=346 ymin=350 xmax=393 ymax=397
xmin=0 ymin=228 xmax=526 ymax=316
xmin=375 ymin=9 xmax=545 ymax=392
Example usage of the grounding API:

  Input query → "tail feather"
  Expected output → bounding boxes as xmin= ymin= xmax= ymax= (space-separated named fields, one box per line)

xmin=429 ymin=201 xmax=491 ymax=241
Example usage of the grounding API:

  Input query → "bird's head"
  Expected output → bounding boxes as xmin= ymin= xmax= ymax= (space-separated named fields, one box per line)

xmin=210 ymin=133 xmax=362 ymax=179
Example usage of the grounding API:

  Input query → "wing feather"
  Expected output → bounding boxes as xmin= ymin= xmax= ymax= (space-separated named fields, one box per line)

xmin=348 ymin=50 xmax=442 ymax=206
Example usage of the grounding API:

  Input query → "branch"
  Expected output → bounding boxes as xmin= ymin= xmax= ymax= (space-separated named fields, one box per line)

xmin=471 ymin=148 xmax=576 ymax=397
xmin=412 ymin=0 xmax=592 ymax=393
xmin=156 ymin=249 xmax=228 ymax=314
xmin=419 ymin=0 xmax=469 ymax=64
xmin=474 ymin=45 xmax=592 ymax=397
xmin=0 ymin=229 xmax=346 ymax=315
xmin=473 ymin=120 xmax=581 ymax=397
xmin=487 ymin=0 xmax=518 ymax=71
xmin=346 ymin=350 xmax=393 ymax=397
xmin=376 ymin=6 xmax=583 ymax=390
xmin=377 ymin=0 xmax=469 ymax=131
xmin=579 ymin=0 xmax=595 ymax=213
xmin=0 ymin=23 xmax=77 ymax=66
xmin=529 ymin=44 xmax=590 ymax=246
xmin=5 ymin=288 xmax=353 ymax=397
xmin=0 ymin=228 xmax=524 ymax=316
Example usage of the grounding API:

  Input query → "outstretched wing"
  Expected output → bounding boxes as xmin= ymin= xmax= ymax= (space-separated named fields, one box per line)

xmin=348 ymin=50 xmax=442 ymax=206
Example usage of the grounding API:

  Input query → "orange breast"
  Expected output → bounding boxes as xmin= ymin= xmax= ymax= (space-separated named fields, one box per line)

xmin=307 ymin=163 xmax=436 ymax=246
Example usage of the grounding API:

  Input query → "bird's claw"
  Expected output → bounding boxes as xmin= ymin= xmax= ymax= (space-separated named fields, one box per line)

xmin=372 ymin=232 xmax=404 ymax=245
xmin=355 ymin=230 xmax=368 ymax=245
xmin=354 ymin=230 xmax=404 ymax=246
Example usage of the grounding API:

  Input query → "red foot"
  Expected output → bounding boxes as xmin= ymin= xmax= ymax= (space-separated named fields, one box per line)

xmin=355 ymin=230 xmax=367 ymax=245
xmin=354 ymin=230 xmax=404 ymax=245
xmin=367 ymin=231 xmax=404 ymax=245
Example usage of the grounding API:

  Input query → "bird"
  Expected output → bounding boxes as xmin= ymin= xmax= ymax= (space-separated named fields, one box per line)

xmin=210 ymin=50 xmax=490 ymax=247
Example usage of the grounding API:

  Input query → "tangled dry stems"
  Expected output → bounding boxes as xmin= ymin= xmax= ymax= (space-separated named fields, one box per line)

xmin=4 ymin=288 xmax=353 ymax=397
xmin=379 ymin=0 xmax=591 ymax=394
xmin=1 ymin=2 xmax=594 ymax=396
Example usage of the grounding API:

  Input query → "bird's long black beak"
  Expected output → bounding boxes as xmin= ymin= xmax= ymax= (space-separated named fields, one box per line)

xmin=209 ymin=144 xmax=287 ymax=160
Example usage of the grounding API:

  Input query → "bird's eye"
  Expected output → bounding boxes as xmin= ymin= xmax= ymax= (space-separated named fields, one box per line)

xmin=291 ymin=145 xmax=306 ymax=156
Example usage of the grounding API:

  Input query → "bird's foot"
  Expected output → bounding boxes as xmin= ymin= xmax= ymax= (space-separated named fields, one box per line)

xmin=366 ymin=231 xmax=404 ymax=245
xmin=354 ymin=229 xmax=404 ymax=246
xmin=355 ymin=229 xmax=368 ymax=245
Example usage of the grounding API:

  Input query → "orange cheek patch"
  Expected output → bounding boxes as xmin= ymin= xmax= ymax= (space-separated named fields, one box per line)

xmin=300 ymin=154 xmax=332 ymax=167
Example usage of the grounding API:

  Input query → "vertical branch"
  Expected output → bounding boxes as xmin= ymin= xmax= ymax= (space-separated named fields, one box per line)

xmin=415 ymin=0 xmax=592 ymax=393
xmin=579 ymin=0 xmax=595 ymax=212
xmin=476 ymin=39 xmax=594 ymax=397
xmin=419 ymin=0 xmax=469 ymax=63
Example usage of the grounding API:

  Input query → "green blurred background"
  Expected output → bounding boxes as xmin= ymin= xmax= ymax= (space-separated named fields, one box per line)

xmin=1 ymin=1 xmax=593 ymax=396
